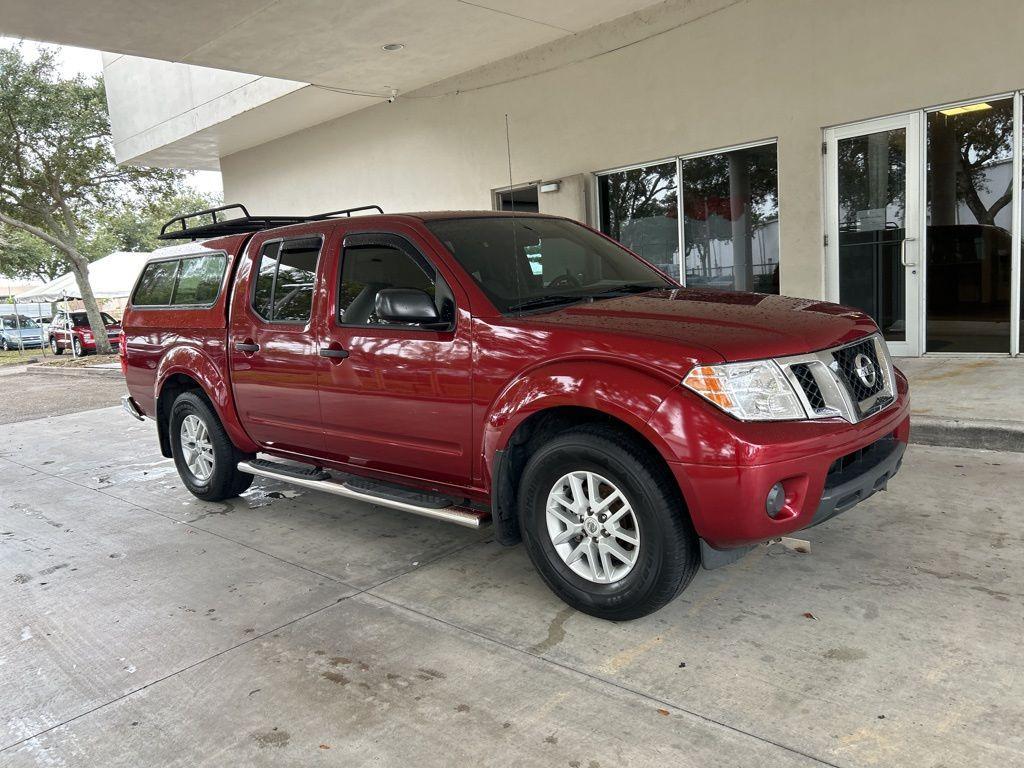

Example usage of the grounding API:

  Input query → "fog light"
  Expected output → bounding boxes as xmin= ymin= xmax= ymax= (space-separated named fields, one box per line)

xmin=766 ymin=482 xmax=786 ymax=518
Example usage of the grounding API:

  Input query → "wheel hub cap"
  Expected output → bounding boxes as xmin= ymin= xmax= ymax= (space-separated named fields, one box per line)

xmin=545 ymin=470 xmax=640 ymax=584
xmin=180 ymin=414 xmax=214 ymax=482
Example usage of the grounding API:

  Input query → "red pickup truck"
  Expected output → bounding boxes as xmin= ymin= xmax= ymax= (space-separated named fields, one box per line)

xmin=122 ymin=204 xmax=909 ymax=620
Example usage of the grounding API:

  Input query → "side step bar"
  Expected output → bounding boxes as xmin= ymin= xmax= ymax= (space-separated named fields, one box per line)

xmin=237 ymin=459 xmax=490 ymax=529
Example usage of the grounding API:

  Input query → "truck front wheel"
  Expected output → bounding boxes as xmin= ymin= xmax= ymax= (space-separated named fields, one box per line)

xmin=518 ymin=425 xmax=699 ymax=621
xmin=169 ymin=392 xmax=253 ymax=501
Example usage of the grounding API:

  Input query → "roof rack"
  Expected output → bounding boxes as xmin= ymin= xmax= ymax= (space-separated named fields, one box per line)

xmin=158 ymin=203 xmax=385 ymax=240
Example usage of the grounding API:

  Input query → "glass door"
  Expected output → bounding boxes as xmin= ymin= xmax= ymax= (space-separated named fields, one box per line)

xmin=825 ymin=113 xmax=923 ymax=356
xmin=925 ymin=98 xmax=1015 ymax=353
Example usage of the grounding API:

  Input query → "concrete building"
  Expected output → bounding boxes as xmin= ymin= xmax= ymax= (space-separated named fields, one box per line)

xmin=4 ymin=0 xmax=1023 ymax=355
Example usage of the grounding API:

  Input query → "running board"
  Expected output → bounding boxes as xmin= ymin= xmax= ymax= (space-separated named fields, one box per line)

xmin=236 ymin=460 xmax=490 ymax=529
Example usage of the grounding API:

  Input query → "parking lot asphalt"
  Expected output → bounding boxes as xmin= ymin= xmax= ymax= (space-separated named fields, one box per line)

xmin=1 ymin=405 xmax=1022 ymax=767
xmin=0 ymin=371 xmax=128 ymax=425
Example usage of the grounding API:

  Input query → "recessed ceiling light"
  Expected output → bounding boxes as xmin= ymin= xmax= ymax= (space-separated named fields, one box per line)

xmin=940 ymin=102 xmax=992 ymax=116
xmin=381 ymin=43 xmax=405 ymax=52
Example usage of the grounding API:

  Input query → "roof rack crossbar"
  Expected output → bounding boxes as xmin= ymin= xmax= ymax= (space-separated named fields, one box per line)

xmin=157 ymin=202 xmax=385 ymax=240
xmin=159 ymin=203 xmax=253 ymax=238
xmin=307 ymin=205 xmax=385 ymax=220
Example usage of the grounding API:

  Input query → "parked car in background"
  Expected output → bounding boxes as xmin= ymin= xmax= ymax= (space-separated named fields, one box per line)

xmin=0 ymin=315 xmax=44 ymax=350
xmin=48 ymin=310 xmax=121 ymax=356
xmin=121 ymin=204 xmax=910 ymax=620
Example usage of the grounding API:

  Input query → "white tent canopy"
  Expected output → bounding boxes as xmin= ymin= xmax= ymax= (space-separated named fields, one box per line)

xmin=15 ymin=251 xmax=152 ymax=302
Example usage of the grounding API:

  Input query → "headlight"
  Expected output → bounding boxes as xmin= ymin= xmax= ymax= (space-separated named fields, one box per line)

xmin=683 ymin=360 xmax=806 ymax=421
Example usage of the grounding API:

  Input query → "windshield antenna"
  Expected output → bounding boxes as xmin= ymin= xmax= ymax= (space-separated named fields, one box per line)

xmin=504 ymin=113 xmax=523 ymax=317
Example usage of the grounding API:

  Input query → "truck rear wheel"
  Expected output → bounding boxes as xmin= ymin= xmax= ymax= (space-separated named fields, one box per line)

xmin=169 ymin=392 xmax=253 ymax=501
xmin=518 ymin=424 xmax=699 ymax=621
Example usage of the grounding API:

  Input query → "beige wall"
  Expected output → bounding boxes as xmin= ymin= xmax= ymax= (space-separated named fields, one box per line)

xmin=221 ymin=0 xmax=1024 ymax=300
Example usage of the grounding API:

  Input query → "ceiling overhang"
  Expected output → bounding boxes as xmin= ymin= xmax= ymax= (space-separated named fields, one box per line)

xmin=2 ymin=0 xmax=664 ymax=96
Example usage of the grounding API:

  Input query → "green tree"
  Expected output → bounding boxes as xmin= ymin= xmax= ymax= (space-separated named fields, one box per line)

xmin=0 ymin=226 xmax=66 ymax=282
xmin=93 ymin=191 xmax=221 ymax=254
xmin=0 ymin=44 xmax=184 ymax=353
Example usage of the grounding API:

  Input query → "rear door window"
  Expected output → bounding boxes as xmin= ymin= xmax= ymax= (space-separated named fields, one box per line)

xmin=251 ymin=237 xmax=322 ymax=323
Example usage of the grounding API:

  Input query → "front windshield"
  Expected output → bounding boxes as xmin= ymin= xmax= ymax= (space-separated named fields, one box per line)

xmin=1 ymin=315 xmax=38 ymax=329
xmin=69 ymin=312 xmax=116 ymax=327
xmin=426 ymin=216 xmax=673 ymax=313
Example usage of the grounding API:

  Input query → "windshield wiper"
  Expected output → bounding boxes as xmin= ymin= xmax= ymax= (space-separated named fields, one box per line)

xmin=590 ymin=283 xmax=664 ymax=299
xmin=507 ymin=294 xmax=587 ymax=313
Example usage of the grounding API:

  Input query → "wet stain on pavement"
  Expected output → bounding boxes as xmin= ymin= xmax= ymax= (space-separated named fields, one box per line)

xmin=529 ymin=605 xmax=575 ymax=654
xmin=823 ymin=647 xmax=868 ymax=662
xmin=322 ymin=670 xmax=350 ymax=685
xmin=251 ymin=728 xmax=290 ymax=748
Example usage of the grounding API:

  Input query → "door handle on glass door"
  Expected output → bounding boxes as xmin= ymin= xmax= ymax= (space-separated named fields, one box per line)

xmin=901 ymin=237 xmax=918 ymax=267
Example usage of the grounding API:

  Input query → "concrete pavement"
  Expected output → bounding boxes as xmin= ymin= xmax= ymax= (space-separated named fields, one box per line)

xmin=897 ymin=356 xmax=1024 ymax=451
xmin=1 ymin=406 xmax=1022 ymax=766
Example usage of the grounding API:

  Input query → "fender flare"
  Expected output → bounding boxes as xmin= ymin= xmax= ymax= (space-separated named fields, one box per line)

xmin=154 ymin=344 xmax=259 ymax=454
xmin=481 ymin=359 xmax=683 ymax=545
xmin=481 ymin=358 xmax=681 ymax=484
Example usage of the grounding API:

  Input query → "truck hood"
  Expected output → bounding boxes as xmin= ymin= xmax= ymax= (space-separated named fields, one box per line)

xmin=521 ymin=289 xmax=878 ymax=361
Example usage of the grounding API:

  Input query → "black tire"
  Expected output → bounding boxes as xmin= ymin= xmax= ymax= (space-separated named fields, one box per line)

xmin=1 ymin=337 xmax=8 ymax=351
xmin=169 ymin=391 xmax=254 ymax=501
xmin=50 ymin=336 xmax=63 ymax=355
xmin=518 ymin=424 xmax=700 ymax=621
xmin=73 ymin=336 xmax=84 ymax=356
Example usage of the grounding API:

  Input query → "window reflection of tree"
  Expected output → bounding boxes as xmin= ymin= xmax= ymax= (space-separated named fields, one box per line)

xmin=837 ymin=132 xmax=906 ymax=231
xmin=681 ymin=147 xmax=778 ymax=291
xmin=600 ymin=163 xmax=678 ymax=274
xmin=929 ymin=104 xmax=1013 ymax=228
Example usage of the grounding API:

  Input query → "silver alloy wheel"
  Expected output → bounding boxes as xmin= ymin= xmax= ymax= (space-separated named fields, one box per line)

xmin=180 ymin=414 xmax=215 ymax=482
xmin=545 ymin=470 xmax=640 ymax=584
xmin=50 ymin=337 xmax=58 ymax=353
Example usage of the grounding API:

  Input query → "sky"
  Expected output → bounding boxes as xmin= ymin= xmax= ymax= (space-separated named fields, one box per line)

xmin=0 ymin=36 xmax=224 ymax=198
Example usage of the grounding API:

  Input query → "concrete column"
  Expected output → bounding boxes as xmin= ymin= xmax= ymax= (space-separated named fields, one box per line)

xmin=930 ymin=115 xmax=959 ymax=226
xmin=537 ymin=174 xmax=590 ymax=224
xmin=728 ymin=152 xmax=753 ymax=291
xmin=777 ymin=127 xmax=826 ymax=300
xmin=867 ymin=131 xmax=891 ymax=224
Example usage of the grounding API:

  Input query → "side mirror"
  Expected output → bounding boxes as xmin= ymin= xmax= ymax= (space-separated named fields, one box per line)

xmin=374 ymin=288 xmax=441 ymax=325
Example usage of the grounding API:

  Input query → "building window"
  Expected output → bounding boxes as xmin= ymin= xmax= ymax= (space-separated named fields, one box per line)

xmin=681 ymin=142 xmax=780 ymax=293
xmin=597 ymin=161 xmax=680 ymax=280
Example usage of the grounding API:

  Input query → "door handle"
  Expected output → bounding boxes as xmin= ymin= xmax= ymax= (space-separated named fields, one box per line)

xmin=319 ymin=347 xmax=350 ymax=359
xmin=900 ymin=237 xmax=918 ymax=267
xmin=234 ymin=341 xmax=260 ymax=353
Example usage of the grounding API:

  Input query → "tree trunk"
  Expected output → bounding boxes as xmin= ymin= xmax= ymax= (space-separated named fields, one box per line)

xmin=66 ymin=252 xmax=113 ymax=355
xmin=0 ymin=212 xmax=112 ymax=353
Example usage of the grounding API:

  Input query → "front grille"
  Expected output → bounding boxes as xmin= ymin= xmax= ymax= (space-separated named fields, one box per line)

xmin=832 ymin=339 xmax=885 ymax=402
xmin=777 ymin=334 xmax=894 ymax=423
xmin=790 ymin=363 xmax=826 ymax=412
